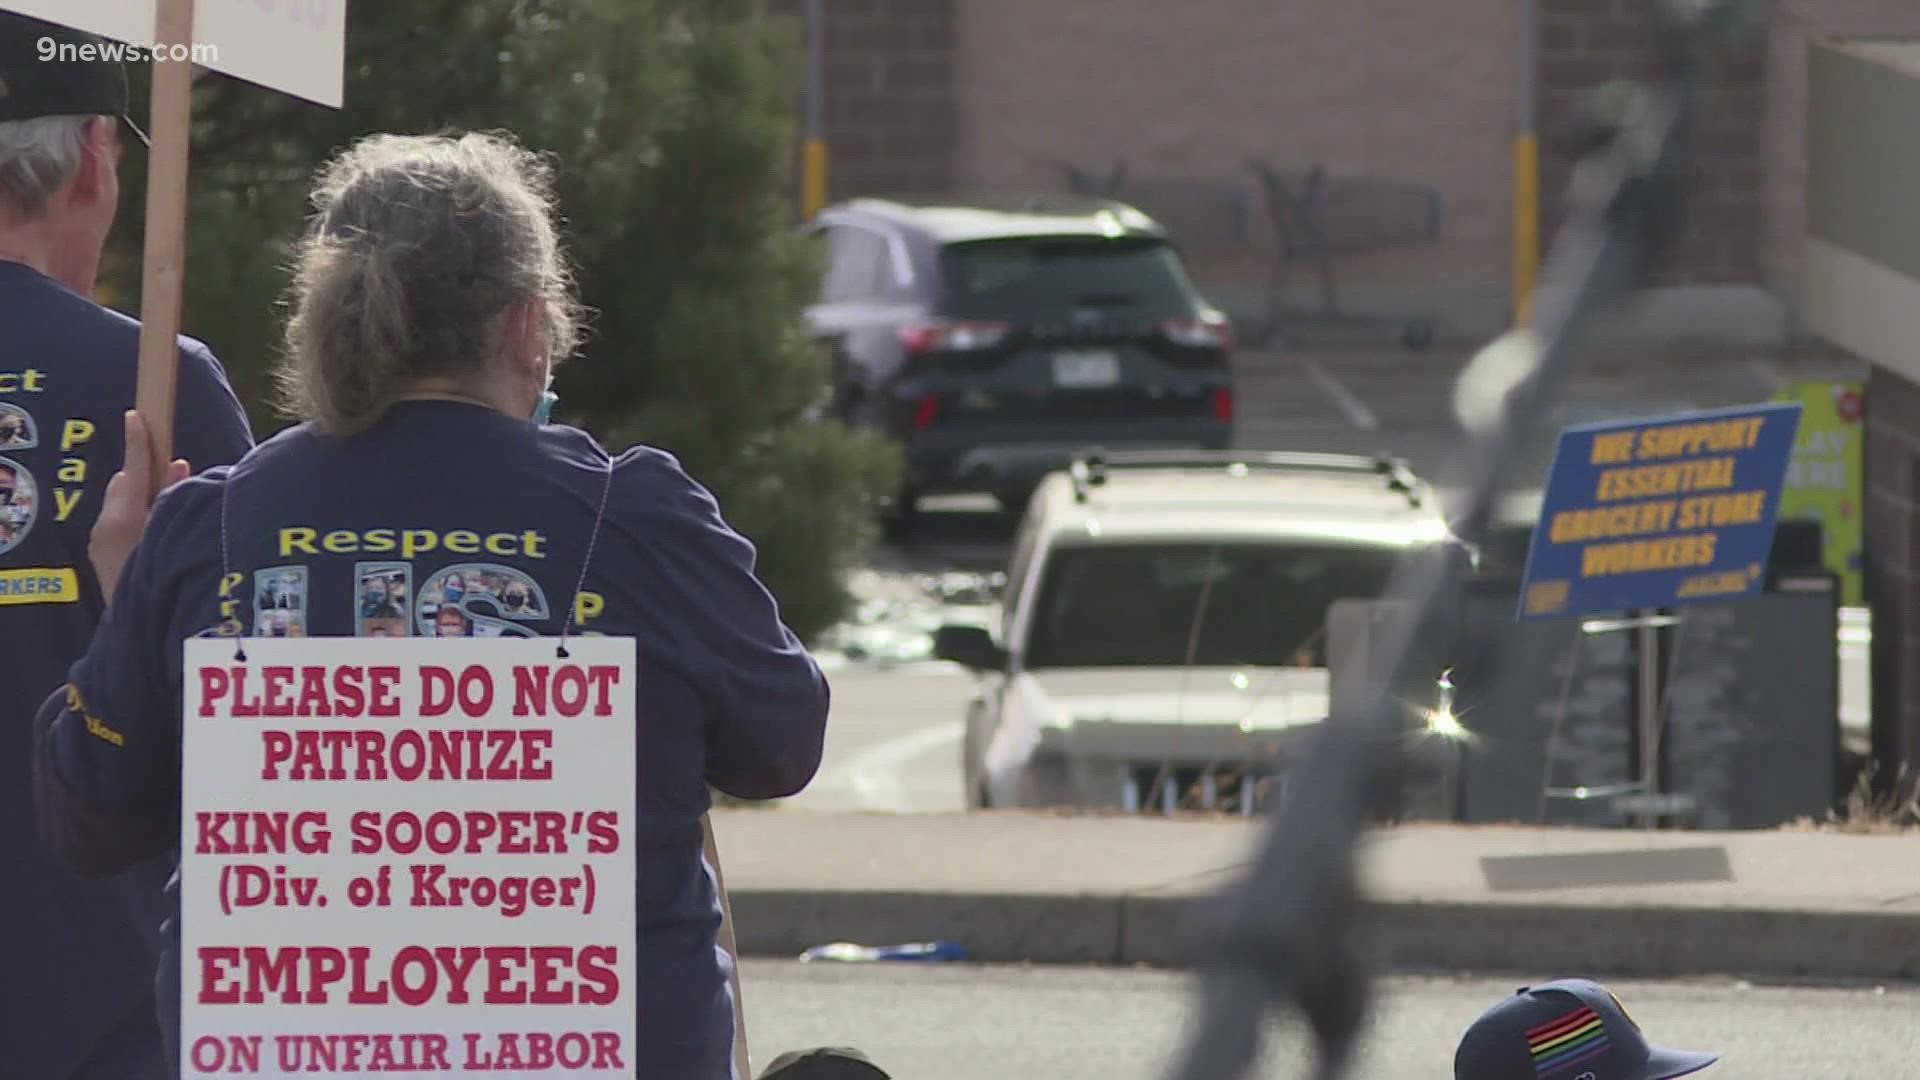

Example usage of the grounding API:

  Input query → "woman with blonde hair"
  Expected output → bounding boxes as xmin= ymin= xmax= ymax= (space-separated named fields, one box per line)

xmin=34 ymin=130 xmax=831 ymax=1079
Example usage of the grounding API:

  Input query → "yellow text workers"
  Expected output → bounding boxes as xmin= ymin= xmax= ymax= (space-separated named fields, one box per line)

xmin=277 ymin=527 xmax=548 ymax=561
xmin=1580 ymin=535 xmax=1717 ymax=578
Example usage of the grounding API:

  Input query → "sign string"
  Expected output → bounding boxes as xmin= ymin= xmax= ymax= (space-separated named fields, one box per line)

xmin=218 ymin=462 xmax=245 ymax=664
xmin=555 ymin=448 xmax=616 ymax=660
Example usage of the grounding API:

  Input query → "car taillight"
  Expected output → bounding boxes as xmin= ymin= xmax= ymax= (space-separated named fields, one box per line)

xmin=1211 ymin=388 xmax=1234 ymax=421
xmin=900 ymin=320 xmax=1010 ymax=357
xmin=1161 ymin=312 xmax=1234 ymax=350
xmin=913 ymin=394 xmax=940 ymax=430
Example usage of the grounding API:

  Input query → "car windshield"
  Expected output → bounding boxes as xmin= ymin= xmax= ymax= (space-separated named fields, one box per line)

xmin=938 ymin=235 xmax=1199 ymax=323
xmin=1022 ymin=542 xmax=1403 ymax=669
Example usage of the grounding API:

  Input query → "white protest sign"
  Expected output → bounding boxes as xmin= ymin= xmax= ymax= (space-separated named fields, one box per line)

xmin=179 ymin=637 xmax=637 ymax=1078
xmin=2 ymin=0 xmax=346 ymax=107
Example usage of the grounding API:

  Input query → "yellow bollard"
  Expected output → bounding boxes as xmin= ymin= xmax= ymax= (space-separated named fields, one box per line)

xmin=1513 ymin=131 xmax=1540 ymax=326
xmin=802 ymin=137 xmax=829 ymax=220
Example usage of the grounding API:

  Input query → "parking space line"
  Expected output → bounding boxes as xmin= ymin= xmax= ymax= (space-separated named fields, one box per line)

xmin=1301 ymin=359 xmax=1381 ymax=431
xmin=1232 ymin=419 xmax=1358 ymax=450
xmin=846 ymin=721 xmax=965 ymax=813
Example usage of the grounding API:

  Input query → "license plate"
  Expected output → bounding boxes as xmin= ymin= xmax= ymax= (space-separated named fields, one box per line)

xmin=1051 ymin=350 xmax=1121 ymax=388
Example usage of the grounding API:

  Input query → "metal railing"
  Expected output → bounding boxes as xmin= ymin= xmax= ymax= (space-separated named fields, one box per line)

xmin=1066 ymin=449 xmax=1426 ymax=505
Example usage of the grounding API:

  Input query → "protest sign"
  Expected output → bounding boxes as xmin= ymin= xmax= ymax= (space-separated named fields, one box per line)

xmin=1518 ymin=401 xmax=1803 ymax=619
xmin=0 ymin=0 xmax=348 ymax=468
xmin=1773 ymin=380 xmax=1864 ymax=605
xmin=179 ymin=637 xmax=636 ymax=1077
xmin=2 ymin=0 xmax=346 ymax=105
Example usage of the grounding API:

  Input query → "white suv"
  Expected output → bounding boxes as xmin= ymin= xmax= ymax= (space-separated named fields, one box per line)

xmin=932 ymin=450 xmax=1464 ymax=812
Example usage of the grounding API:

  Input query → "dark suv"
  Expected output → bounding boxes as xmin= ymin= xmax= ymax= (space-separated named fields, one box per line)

xmin=802 ymin=195 xmax=1235 ymax=522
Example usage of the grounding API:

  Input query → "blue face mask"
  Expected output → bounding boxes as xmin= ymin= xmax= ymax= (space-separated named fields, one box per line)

xmin=531 ymin=361 xmax=557 ymax=425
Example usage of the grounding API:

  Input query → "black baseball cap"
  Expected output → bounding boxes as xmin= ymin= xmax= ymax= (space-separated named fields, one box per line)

xmin=757 ymin=1047 xmax=892 ymax=1079
xmin=1455 ymin=979 xmax=1717 ymax=1080
xmin=0 ymin=13 xmax=149 ymax=146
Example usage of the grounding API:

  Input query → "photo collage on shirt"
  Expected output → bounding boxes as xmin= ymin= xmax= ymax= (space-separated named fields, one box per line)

xmin=341 ymin=561 xmax=552 ymax=638
xmin=253 ymin=566 xmax=308 ymax=638
xmin=355 ymin=562 xmax=411 ymax=638
xmin=0 ymin=403 xmax=39 ymax=557
xmin=417 ymin=563 xmax=551 ymax=638
xmin=0 ymin=402 xmax=36 ymax=451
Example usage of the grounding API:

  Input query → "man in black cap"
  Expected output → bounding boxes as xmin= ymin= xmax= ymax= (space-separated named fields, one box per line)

xmin=758 ymin=1047 xmax=895 ymax=1080
xmin=1455 ymin=978 xmax=1718 ymax=1080
xmin=0 ymin=11 xmax=253 ymax=1078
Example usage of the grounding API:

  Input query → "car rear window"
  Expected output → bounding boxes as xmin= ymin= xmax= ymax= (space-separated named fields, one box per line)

xmin=938 ymin=236 xmax=1200 ymax=323
xmin=1023 ymin=542 xmax=1402 ymax=669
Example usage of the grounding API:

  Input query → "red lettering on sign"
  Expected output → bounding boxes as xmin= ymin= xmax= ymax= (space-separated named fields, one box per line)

xmin=419 ymin=667 xmax=453 ymax=717
xmin=587 ymin=665 xmax=621 ymax=715
xmin=198 ymin=668 xmax=230 ymax=717
xmin=368 ymin=667 xmax=402 ymax=716
xmin=259 ymin=729 xmax=555 ymax=782
xmin=295 ymin=667 xmax=334 ymax=717
xmin=200 ymin=666 xmax=401 ymax=719
xmin=512 ymin=663 xmax=623 ymax=717
xmin=192 ymin=945 xmax=621 ymax=1006
xmin=262 ymin=667 xmax=296 ymax=717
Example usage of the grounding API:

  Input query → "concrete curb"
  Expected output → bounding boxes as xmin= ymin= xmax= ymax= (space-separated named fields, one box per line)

xmin=731 ymin=889 xmax=1920 ymax=982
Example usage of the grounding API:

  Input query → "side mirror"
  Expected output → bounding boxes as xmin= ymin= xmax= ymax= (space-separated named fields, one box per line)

xmin=933 ymin=624 xmax=1007 ymax=672
xmin=1444 ymin=536 xmax=1482 ymax=577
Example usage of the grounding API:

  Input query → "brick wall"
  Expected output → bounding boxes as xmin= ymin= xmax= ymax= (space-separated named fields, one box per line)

xmin=1538 ymin=0 xmax=1766 ymax=286
xmin=758 ymin=0 xmax=1920 ymax=314
xmin=947 ymin=0 xmax=1518 ymax=324
xmin=766 ymin=0 xmax=957 ymax=203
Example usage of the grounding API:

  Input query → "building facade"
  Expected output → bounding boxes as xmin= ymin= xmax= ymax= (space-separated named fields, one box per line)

xmin=1806 ymin=39 xmax=1920 ymax=786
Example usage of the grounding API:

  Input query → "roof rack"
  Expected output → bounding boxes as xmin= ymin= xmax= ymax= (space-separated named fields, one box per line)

xmin=1066 ymin=449 xmax=1425 ymax=507
xmin=1018 ymin=193 xmax=1134 ymax=216
xmin=847 ymin=193 xmax=1142 ymax=218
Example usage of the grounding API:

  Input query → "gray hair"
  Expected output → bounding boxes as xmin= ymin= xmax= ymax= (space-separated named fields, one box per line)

xmin=0 ymin=115 xmax=95 ymax=221
xmin=276 ymin=130 xmax=585 ymax=436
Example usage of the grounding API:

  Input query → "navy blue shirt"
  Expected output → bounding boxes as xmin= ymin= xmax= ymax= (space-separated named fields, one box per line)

xmin=0 ymin=259 xmax=254 ymax=1078
xmin=34 ymin=400 xmax=829 ymax=1080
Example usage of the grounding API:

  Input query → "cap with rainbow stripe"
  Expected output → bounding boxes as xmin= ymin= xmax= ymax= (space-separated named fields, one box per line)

xmin=1454 ymin=979 xmax=1717 ymax=1080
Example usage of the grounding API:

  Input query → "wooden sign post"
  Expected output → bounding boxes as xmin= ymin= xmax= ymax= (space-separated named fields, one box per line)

xmin=131 ymin=0 xmax=195 ymax=474
xmin=708 ymin=815 xmax=754 ymax=1080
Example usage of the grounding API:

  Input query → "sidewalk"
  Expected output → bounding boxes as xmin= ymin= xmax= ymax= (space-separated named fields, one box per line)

xmin=713 ymin=810 xmax=1920 ymax=982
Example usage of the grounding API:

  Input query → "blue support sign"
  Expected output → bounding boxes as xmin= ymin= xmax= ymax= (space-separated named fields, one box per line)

xmin=1518 ymin=401 xmax=1804 ymax=619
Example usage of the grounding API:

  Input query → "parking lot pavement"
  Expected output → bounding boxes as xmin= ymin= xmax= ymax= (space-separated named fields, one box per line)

xmin=1226 ymin=344 xmax=1830 ymax=510
xmin=782 ymin=666 xmax=972 ymax=814
xmin=1232 ymin=344 xmax=1795 ymax=435
xmin=744 ymin=962 xmax=1920 ymax=1080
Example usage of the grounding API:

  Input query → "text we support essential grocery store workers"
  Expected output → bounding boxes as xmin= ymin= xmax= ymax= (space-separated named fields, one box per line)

xmin=0 ymin=12 xmax=255 ymax=1080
